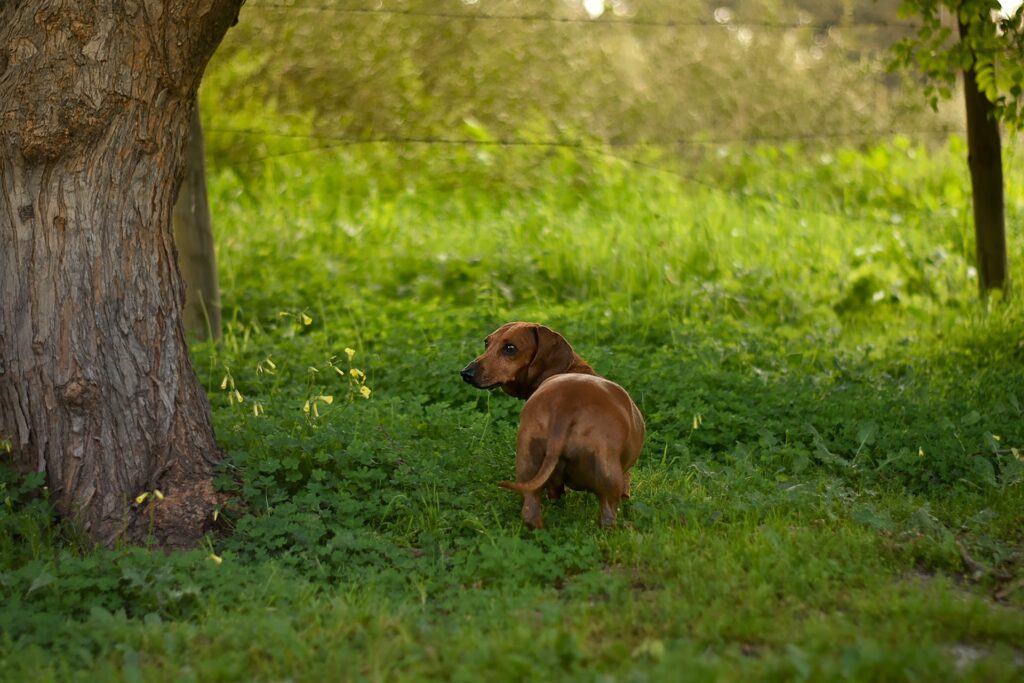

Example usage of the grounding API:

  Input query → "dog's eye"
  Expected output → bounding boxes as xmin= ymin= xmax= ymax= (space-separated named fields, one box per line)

xmin=503 ymin=344 xmax=517 ymax=355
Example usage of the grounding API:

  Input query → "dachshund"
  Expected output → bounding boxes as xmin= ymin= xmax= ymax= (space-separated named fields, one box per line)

xmin=461 ymin=322 xmax=644 ymax=529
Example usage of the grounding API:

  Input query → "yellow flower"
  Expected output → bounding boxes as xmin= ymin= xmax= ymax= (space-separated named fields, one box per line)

xmin=360 ymin=386 xmax=372 ymax=399
xmin=234 ymin=389 xmax=244 ymax=404
xmin=220 ymin=375 xmax=229 ymax=390
xmin=209 ymin=553 xmax=223 ymax=565
xmin=319 ymin=395 xmax=334 ymax=405
xmin=301 ymin=313 xmax=313 ymax=326
xmin=135 ymin=492 xmax=149 ymax=505
xmin=350 ymin=368 xmax=366 ymax=382
xmin=303 ymin=400 xmax=311 ymax=414
xmin=153 ymin=490 xmax=165 ymax=501
xmin=345 ymin=347 xmax=356 ymax=362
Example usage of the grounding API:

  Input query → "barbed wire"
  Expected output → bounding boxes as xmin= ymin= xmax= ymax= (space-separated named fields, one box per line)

xmin=207 ymin=126 xmax=966 ymax=164
xmin=207 ymin=126 xmax=970 ymax=231
xmin=247 ymin=1 xmax=923 ymax=31
xmin=207 ymin=5 xmax=992 ymax=231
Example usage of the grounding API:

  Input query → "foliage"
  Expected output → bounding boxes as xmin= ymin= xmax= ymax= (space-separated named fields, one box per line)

xmin=203 ymin=0 xmax=955 ymax=173
xmin=3 ymin=1 xmax=1024 ymax=680
xmin=2 ymin=132 xmax=1023 ymax=681
xmin=891 ymin=0 xmax=1024 ymax=128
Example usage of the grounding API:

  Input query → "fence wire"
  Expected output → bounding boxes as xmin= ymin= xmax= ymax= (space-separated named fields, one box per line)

xmin=206 ymin=2 xmax=1021 ymax=232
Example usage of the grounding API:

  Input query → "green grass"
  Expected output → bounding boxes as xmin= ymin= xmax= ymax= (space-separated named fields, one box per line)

xmin=2 ymin=135 xmax=1023 ymax=681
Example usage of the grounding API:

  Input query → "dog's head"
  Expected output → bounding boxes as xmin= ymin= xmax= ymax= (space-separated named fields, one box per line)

xmin=460 ymin=322 xmax=577 ymax=399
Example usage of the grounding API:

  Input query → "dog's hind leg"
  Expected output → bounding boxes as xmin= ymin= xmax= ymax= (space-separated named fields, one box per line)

xmin=598 ymin=494 xmax=619 ymax=529
xmin=595 ymin=447 xmax=624 ymax=528
xmin=521 ymin=491 xmax=544 ymax=530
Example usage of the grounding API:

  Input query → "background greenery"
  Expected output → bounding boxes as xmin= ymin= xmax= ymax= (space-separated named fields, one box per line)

xmin=2 ymin=0 xmax=1023 ymax=680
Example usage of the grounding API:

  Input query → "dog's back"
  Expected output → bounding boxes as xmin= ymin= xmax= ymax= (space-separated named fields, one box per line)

xmin=526 ymin=374 xmax=644 ymax=460
xmin=511 ymin=374 xmax=644 ymax=500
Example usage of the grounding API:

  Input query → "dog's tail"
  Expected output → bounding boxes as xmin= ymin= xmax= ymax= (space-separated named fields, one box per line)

xmin=498 ymin=426 xmax=568 ymax=493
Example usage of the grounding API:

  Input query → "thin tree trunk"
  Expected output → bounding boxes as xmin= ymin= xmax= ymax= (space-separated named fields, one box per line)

xmin=959 ymin=19 xmax=1009 ymax=296
xmin=0 ymin=0 xmax=243 ymax=547
xmin=173 ymin=100 xmax=223 ymax=341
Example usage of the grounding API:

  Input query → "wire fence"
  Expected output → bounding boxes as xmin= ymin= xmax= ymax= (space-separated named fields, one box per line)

xmin=206 ymin=124 xmax=983 ymax=234
xmin=208 ymin=22 xmax=964 ymax=163
xmin=207 ymin=127 xmax=965 ymax=148
xmin=214 ymin=0 xmax=956 ymax=148
xmin=205 ymin=2 xmax=1023 ymax=230
xmin=250 ymin=2 xmax=924 ymax=31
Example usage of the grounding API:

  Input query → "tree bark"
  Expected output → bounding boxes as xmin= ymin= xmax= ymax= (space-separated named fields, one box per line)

xmin=959 ymin=19 xmax=1009 ymax=296
xmin=0 ymin=0 xmax=243 ymax=547
xmin=173 ymin=100 xmax=222 ymax=341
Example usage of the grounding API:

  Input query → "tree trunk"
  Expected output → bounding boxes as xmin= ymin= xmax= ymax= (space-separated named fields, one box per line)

xmin=0 ymin=0 xmax=243 ymax=547
xmin=173 ymin=100 xmax=222 ymax=341
xmin=959 ymin=19 xmax=1009 ymax=296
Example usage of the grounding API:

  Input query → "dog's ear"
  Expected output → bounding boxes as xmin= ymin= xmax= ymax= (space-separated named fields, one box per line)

xmin=525 ymin=325 xmax=574 ymax=391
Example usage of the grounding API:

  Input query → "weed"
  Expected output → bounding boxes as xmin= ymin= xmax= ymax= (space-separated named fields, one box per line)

xmin=2 ymin=134 xmax=1023 ymax=681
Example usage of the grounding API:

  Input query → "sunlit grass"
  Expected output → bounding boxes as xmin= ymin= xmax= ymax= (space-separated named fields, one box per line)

xmin=2 ymin=137 xmax=1023 ymax=681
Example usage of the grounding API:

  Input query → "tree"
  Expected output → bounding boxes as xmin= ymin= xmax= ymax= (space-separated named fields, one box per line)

xmin=173 ymin=99 xmax=222 ymax=341
xmin=892 ymin=0 xmax=1024 ymax=296
xmin=0 ymin=0 xmax=244 ymax=548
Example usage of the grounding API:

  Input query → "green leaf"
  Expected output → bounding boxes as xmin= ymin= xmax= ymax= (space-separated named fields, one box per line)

xmin=961 ymin=410 xmax=981 ymax=427
xmin=856 ymin=421 xmax=879 ymax=446
xmin=27 ymin=570 xmax=55 ymax=595
xmin=971 ymin=456 xmax=997 ymax=487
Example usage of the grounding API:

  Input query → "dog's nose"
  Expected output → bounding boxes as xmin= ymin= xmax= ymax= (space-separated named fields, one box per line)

xmin=460 ymin=364 xmax=476 ymax=384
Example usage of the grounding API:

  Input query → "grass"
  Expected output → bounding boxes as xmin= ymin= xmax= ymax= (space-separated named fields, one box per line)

xmin=1 ymin=133 xmax=1023 ymax=681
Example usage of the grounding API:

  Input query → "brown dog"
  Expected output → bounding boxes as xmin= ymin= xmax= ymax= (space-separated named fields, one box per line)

xmin=461 ymin=322 xmax=644 ymax=529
